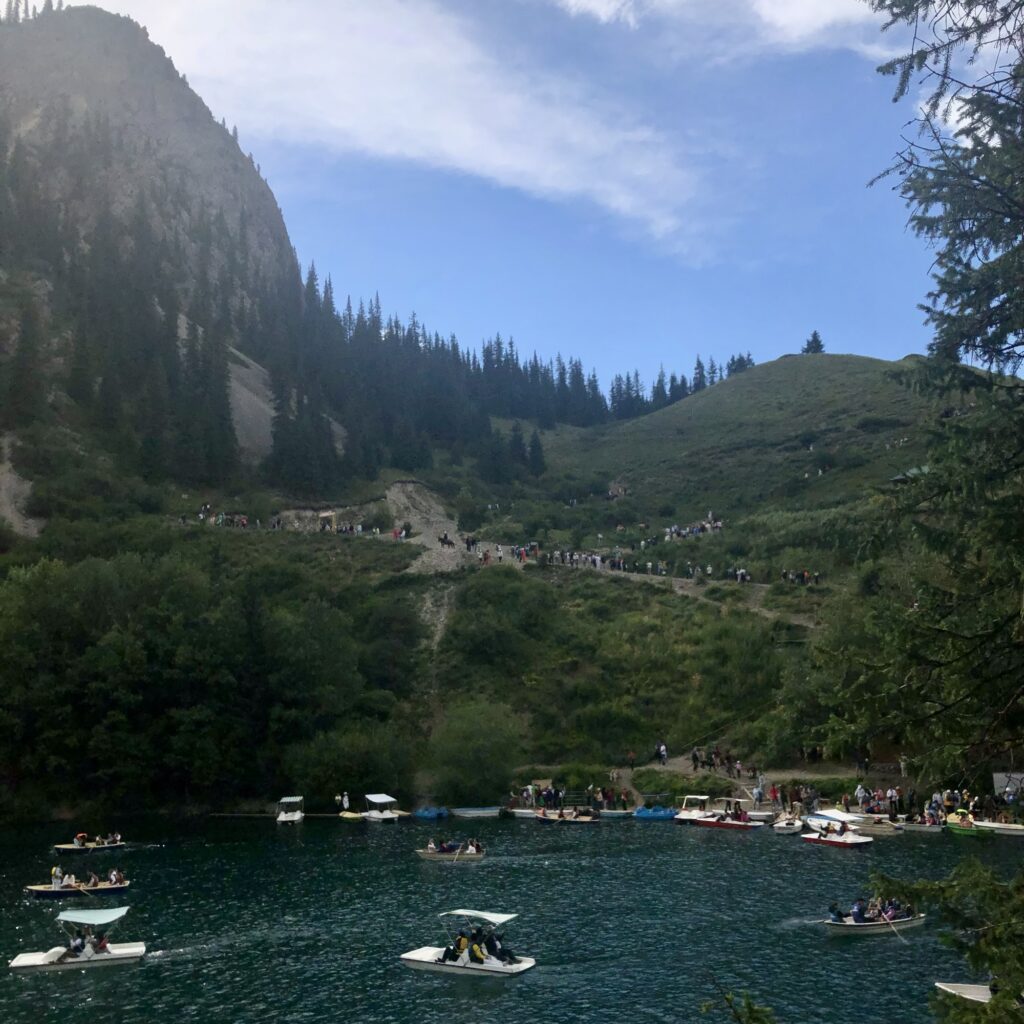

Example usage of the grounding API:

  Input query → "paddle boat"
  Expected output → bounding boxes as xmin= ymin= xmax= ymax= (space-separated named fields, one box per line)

xmin=450 ymin=806 xmax=501 ymax=819
xmin=772 ymin=816 xmax=803 ymax=835
xmin=276 ymin=796 xmax=304 ymax=824
xmin=809 ymin=809 xmax=901 ymax=836
xmin=634 ymin=805 xmax=676 ymax=821
xmin=400 ymin=909 xmax=535 ymax=976
xmin=26 ymin=877 xmax=131 ymax=900
xmin=694 ymin=813 xmax=765 ymax=832
xmin=821 ymin=913 xmax=926 ymax=935
xmin=361 ymin=793 xmax=403 ymax=823
xmin=413 ymin=806 xmax=449 ymax=821
xmin=9 ymin=907 xmax=145 ymax=972
xmin=673 ymin=795 xmax=713 ymax=823
xmin=54 ymin=834 xmax=124 ymax=855
xmin=801 ymin=829 xmax=873 ymax=848
xmin=534 ymin=808 xmax=598 ymax=824
xmin=415 ymin=841 xmax=485 ymax=862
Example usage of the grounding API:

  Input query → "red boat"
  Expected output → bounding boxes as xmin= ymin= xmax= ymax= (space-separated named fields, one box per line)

xmin=693 ymin=814 xmax=765 ymax=831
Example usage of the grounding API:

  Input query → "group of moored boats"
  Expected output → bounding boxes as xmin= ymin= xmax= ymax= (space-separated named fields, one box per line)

xmin=10 ymin=834 xmax=143 ymax=973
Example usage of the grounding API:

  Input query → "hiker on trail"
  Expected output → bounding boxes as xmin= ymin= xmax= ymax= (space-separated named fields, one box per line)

xmin=691 ymin=748 xmax=699 ymax=772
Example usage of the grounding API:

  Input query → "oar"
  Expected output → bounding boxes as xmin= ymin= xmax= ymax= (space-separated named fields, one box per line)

xmin=74 ymin=882 xmax=97 ymax=898
xmin=453 ymin=843 xmax=463 ymax=864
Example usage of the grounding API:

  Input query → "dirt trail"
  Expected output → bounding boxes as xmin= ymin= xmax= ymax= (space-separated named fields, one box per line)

xmin=0 ymin=433 xmax=43 ymax=538
xmin=384 ymin=481 xmax=473 ymax=575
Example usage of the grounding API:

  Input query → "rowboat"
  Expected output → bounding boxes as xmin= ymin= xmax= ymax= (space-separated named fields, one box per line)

xmin=9 ymin=907 xmax=145 ymax=972
xmin=801 ymin=831 xmax=873 ymax=848
xmin=53 ymin=840 xmax=125 ymax=855
xmin=634 ymin=806 xmax=676 ymax=821
xmin=413 ymin=806 xmax=449 ymax=821
xmin=362 ymin=793 xmax=402 ymax=823
xmin=400 ymin=909 xmax=535 ymax=977
xmin=821 ymin=914 xmax=926 ymax=935
xmin=534 ymin=810 xmax=598 ymax=824
xmin=276 ymin=796 xmax=304 ymax=824
xmin=934 ymin=983 xmax=992 ymax=1003
xmin=972 ymin=820 xmax=1024 ymax=837
xmin=25 ymin=881 xmax=131 ymax=900
xmin=945 ymin=821 xmax=991 ymax=838
xmin=899 ymin=821 xmax=944 ymax=834
xmin=415 ymin=847 xmax=484 ymax=862
xmin=507 ymin=808 xmax=538 ymax=819
xmin=673 ymin=795 xmax=713 ymax=824
xmin=694 ymin=814 xmax=765 ymax=831
xmin=449 ymin=807 xmax=501 ymax=819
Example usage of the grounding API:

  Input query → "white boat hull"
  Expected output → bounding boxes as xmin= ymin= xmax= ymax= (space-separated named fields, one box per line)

xmin=773 ymin=820 xmax=802 ymax=835
xmin=822 ymin=914 xmax=926 ymax=935
xmin=934 ymin=983 xmax=992 ymax=1003
xmin=361 ymin=811 xmax=400 ymax=823
xmin=508 ymin=808 xmax=537 ymax=819
xmin=972 ymin=820 xmax=1024 ymax=836
xmin=673 ymin=810 xmax=714 ymax=824
xmin=53 ymin=842 xmax=126 ymax=855
xmin=276 ymin=811 xmax=304 ymax=824
xmin=10 ymin=942 xmax=146 ymax=972
xmin=801 ymin=832 xmax=873 ymax=847
xmin=449 ymin=808 xmax=501 ymax=819
xmin=400 ymin=945 xmax=535 ymax=976
xmin=900 ymin=822 xmax=943 ymax=834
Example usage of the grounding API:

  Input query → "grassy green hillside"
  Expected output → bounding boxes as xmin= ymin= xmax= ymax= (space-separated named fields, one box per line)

xmin=541 ymin=353 xmax=936 ymax=519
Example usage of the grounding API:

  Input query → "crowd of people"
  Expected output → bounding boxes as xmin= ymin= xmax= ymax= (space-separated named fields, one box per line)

xmin=50 ymin=866 xmax=126 ymax=890
xmin=438 ymin=922 xmax=520 ymax=966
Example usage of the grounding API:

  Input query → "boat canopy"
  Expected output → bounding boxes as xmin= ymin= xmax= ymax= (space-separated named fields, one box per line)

xmin=278 ymin=796 xmax=303 ymax=805
xmin=56 ymin=907 xmax=129 ymax=927
xmin=683 ymin=795 xmax=710 ymax=802
xmin=365 ymin=793 xmax=396 ymax=805
xmin=440 ymin=910 xmax=517 ymax=926
xmin=812 ymin=809 xmax=861 ymax=824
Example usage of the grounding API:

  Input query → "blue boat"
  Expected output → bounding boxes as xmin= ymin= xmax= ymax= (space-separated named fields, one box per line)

xmin=413 ymin=806 xmax=449 ymax=821
xmin=634 ymin=805 xmax=676 ymax=821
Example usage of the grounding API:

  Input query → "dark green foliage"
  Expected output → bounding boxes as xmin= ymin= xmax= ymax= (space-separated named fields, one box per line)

xmin=429 ymin=698 xmax=524 ymax=805
xmin=801 ymin=330 xmax=825 ymax=354
xmin=3 ymin=301 xmax=46 ymax=427
xmin=527 ymin=428 xmax=546 ymax=477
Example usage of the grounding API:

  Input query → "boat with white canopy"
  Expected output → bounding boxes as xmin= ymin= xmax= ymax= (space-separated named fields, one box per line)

xmin=801 ymin=829 xmax=873 ymax=848
xmin=276 ymin=796 xmax=304 ymax=824
xmin=362 ymin=793 xmax=402 ymax=823
xmin=808 ymin=809 xmax=902 ymax=836
xmin=9 ymin=907 xmax=145 ymax=972
xmin=673 ymin=795 xmax=713 ymax=823
xmin=400 ymin=909 xmax=535 ymax=976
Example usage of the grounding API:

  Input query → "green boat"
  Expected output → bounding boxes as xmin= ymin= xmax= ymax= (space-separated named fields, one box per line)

xmin=945 ymin=821 xmax=991 ymax=838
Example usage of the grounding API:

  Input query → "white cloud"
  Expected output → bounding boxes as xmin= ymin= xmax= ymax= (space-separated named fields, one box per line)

xmin=553 ymin=0 xmax=640 ymax=26
xmin=85 ymin=0 xmax=696 ymax=243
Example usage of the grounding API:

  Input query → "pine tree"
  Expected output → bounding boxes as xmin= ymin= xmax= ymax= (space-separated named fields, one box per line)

xmin=508 ymin=421 xmax=528 ymax=466
xmin=802 ymin=330 xmax=825 ymax=354
xmin=3 ymin=302 xmax=46 ymax=427
xmin=527 ymin=429 xmax=546 ymax=477
xmin=708 ymin=358 xmax=718 ymax=385
xmin=691 ymin=356 xmax=707 ymax=392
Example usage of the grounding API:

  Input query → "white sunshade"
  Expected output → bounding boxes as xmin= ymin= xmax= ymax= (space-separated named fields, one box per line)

xmin=279 ymin=796 xmax=303 ymax=804
xmin=56 ymin=907 xmax=129 ymax=927
xmin=684 ymin=795 xmax=711 ymax=801
xmin=812 ymin=809 xmax=861 ymax=824
xmin=440 ymin=910 xmax=518 ymax=926
xmin=365 ymin=793 xmax=396 ymax=804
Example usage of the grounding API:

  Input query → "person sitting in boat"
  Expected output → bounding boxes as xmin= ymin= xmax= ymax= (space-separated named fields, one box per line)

xmin=468 ymin=928 xmax=489 ymax=965
xmin=61 ymin=872 xmax=77 ymax=888
xmin=73 ymin=833 xmax=87 ymax=848
xmin=61 ymin=930 xmax=86 ymax=961
xmin=85 ymin=871 xmax=100 ymax=888
xmin=484 ymin=927 xmax=520 ymax=965
xmin=828 ymin=903 xmax=848 ymax=923
xmin=51 ymin=866 xmax=63 ymax=890
xmin=105 ymin=833 xmax=118 ymax=844
xmin=108 ymin=868 xmax=125 ymax=885
xmin=91 ymin=932 xmax=109 ymax=954
xmin=426 ymin=838 xmax=437 ymax=853
xmin=850 ymin=898 xmax=868 ymax=923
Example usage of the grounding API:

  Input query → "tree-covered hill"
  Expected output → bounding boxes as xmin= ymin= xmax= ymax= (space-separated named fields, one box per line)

xmin=540 ymin=352 xmax=947 ymax=522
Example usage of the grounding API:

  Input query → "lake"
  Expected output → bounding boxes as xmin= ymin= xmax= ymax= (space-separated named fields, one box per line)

xmin=0 ymin=817 xmax=1016 ymax=1024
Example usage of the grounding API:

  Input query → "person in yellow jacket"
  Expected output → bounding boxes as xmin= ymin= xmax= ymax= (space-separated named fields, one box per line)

xmin=469 ymin=930 xmax=488 ymax=965
xmin=438 ymin=930 xmax=469 ymax=963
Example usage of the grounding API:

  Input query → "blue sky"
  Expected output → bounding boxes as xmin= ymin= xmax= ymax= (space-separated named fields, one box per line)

xmin=99 ymin=0 xmax=934 ymax=389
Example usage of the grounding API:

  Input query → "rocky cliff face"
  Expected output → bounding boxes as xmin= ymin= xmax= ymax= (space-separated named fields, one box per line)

xmin=0 ymin=4 xmax=298 ymax=303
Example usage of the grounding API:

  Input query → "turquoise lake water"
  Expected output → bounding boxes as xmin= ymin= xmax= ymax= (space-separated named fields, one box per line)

xmin=0 ymin=818 xmax=1018 ymax=1024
